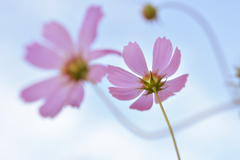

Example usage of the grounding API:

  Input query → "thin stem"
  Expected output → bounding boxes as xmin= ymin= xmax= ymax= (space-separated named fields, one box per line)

xmin=158 ymin=2 xmax=233 ymax=99
xmin=153 ymin=88 xmax=180 ymax=160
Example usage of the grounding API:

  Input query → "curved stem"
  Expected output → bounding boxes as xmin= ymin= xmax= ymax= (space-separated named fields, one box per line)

xmin=153 ymin=88 xmax=180 ymax=160
xmin=158 ymin=2 xmax=232 ymax=97
xmin=94 ymin=85 xmax=238 ymax=139
xmin=93 ymin=3 xmax=237 ymax=141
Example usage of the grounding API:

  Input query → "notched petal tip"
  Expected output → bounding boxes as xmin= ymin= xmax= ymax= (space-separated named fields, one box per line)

xmin=124 ymin=41 xmax=138 ymax=49
xmin=155 ymin=37 xmax=169 ymax=43
xmin=89 ymin=5 xmax=103 ymax=15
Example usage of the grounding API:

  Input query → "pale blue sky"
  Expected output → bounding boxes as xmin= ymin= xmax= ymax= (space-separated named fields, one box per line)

xmin=0 ymin=0 xmax=240 ymax=159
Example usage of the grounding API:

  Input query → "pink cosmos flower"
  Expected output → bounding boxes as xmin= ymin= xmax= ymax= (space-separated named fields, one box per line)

xmin=21 ymin=6 xmax=121 ymax=118
xmin=107 ymin=37 xmax=188 ymax=111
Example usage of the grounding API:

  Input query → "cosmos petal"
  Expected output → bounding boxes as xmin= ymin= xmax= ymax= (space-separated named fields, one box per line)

xmin=152 ymin=37 xmax=173 ymax=74
xmin=130 ymin=91 xmax=153 ymax=111
xmin=21 ymin=76 xmax=66 ymax=102
xmin=87 ymin=49 xmax=121 ymax=60
xmin=123 ymin=42 xmax=149 ymax=77
xmin=25 ymin=43 xmax=62 ymax=69
xmin=67 ymin=82 xmax=84 ymax=108
xmin=165 ymin=74 xmax=188 ymax=92
xmin=109 ymin=87 xmax=143 ymax=100
xmin=39 ymin=84 xmax=73 ymax=118
xmin=87 ymin=64 xmax=108 ymax=84
xmin=154 ymin=90 xmax=175 ymax=103
xmin=160 ymin=47 xmax=181 ymax=78
xmin=107 ymin=65 xmax=142 ymax=88
xmin=78 ymin=6 xmax=103 ymax=51
xmin=43 ymin=22 xmax=73 ymax=53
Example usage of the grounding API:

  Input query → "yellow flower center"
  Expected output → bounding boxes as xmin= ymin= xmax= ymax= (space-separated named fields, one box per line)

xmin=138 ymin=71 xmax=167 ymax=95
xmin=63 ymin=58 xmax=88 ymax=81
xmin=142 ymin=4 xmax=157 ymax=20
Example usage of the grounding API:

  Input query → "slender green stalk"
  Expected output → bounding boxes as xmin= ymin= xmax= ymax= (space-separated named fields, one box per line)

xmin=153 ymin=87 xmax=181 ymax=160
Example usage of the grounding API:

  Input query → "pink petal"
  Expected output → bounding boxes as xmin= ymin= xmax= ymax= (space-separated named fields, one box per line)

xmin=107 ymin=65 xmax=142 ymax=88
xmin=67 ymin=82 xmax=84 ymax=108
xmin=152 ymin=37 xmax=173 ymax=74
xmin=43 ymin=21 xmax=73 ymax=53
xmin=25 ymin=43 xmax=62 ymax=69
xmin=165 ymin=74 xmax=188 ymax=92
xmin=160 ymin=47 xmax=181 ymax=78
xmin=130 ymin=91 xmax=153 ymax=111
xmin=87 ymin=49 xmax=121 ymax=60
xmin=109 ymin=87 xmax=143 ymax=100
xmin=87 ymin=64 xmax=107 ymax=84
xmin=21 ymin=76 xmax=66 ymax=102
xmin=78 ymin=6 xmax=103 ymax=51
xmin=123 ymin=42 xmax=149 ymax=77
xmin=39 ymin=84 xmax=72 ymax=118
xmin=154 ymin=90 xmax=175 ymax=103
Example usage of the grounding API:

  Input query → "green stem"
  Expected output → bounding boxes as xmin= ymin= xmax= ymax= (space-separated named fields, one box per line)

xmin=153 ymin=87 xmax=181 ymax=160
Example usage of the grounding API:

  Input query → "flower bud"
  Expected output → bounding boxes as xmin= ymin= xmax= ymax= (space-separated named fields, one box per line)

xmin=237 ymin=68 xmax=240 ymax=78
xmin=142 ymin=4 xmax=157 ymax=20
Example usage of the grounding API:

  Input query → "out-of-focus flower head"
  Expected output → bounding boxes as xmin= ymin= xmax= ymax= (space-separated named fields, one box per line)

xmin=107 ymin=37 xmax=188 ymax=111
xmin=21 ymin=6 xmax=121 ymax=118
xmin=237 ymin=68 xmax=240 ymax=78
xmin=142 ymin=3 xmax=157 ymax=21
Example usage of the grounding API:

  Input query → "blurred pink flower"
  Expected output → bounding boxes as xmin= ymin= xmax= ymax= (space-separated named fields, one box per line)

xmin=108 ymin=37 xmax=188 ymax=111
xmin=21 ymin=6 xmax=121 ymax=118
